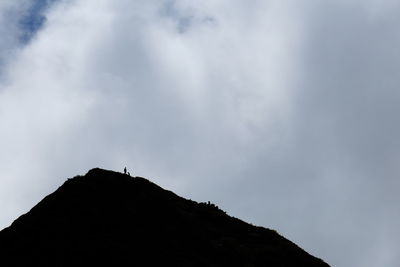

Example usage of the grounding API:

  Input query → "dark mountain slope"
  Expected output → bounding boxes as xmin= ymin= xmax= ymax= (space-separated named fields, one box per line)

xmin=0 ymin=168 xmax=330 ymax=266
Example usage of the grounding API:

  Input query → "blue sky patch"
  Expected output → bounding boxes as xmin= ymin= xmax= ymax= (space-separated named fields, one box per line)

xmin=19 ymin=0 xmax=59 ymax=44
xmin=160 ymin=0 xmax=216 ymax=34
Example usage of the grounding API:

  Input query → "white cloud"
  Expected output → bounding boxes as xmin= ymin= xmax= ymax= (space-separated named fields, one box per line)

xmin=1 ymin=1 xmax=400 ymax=267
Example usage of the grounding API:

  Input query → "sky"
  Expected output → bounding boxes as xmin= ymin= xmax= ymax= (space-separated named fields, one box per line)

xmin=1 ymin=0 xmax=399 ymax=266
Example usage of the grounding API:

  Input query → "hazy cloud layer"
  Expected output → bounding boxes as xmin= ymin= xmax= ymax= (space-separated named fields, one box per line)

xmin=1 ymin=1 xmax=399 ymax=266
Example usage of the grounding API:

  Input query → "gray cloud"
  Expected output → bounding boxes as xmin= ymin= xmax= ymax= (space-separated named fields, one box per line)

xmin=0 ymin=1 xmax=27 ymax=73
xmin=1 ymin=1 xmax=399 ymax=266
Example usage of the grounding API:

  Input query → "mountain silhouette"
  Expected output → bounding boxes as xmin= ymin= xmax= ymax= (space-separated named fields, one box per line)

xmin=0 ymin=168 xmax=330 ymax=266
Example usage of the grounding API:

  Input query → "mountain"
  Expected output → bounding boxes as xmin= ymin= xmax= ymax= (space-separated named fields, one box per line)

xmin=0 ymin=168 xmax=330 ymax=266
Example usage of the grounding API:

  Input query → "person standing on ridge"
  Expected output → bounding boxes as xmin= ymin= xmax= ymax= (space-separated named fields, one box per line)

xmin=124 ymin=167 xmax=127 ymax=174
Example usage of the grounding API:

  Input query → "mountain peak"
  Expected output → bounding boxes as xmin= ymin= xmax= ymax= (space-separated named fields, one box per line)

xmin=0 ymin=168 xmax=330 ymax=266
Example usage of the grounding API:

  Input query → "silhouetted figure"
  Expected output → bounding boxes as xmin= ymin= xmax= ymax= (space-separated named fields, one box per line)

xmin=127 ymin=172 xmax=130 ymax=176
xmin=124 ymin=167 xmax=127 ymax=174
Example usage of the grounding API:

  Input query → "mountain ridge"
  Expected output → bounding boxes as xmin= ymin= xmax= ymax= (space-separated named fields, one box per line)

xmin=0 ymin=168 xmax=330 ymax=266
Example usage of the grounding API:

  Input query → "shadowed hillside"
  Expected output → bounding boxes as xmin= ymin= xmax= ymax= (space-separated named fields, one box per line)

xmin=0 ymin=168 xmax=330 ymax=266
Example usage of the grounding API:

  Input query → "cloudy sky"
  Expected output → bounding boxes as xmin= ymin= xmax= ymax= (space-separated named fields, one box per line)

xmin=1 ymin=0 xmax=399 ymax=266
